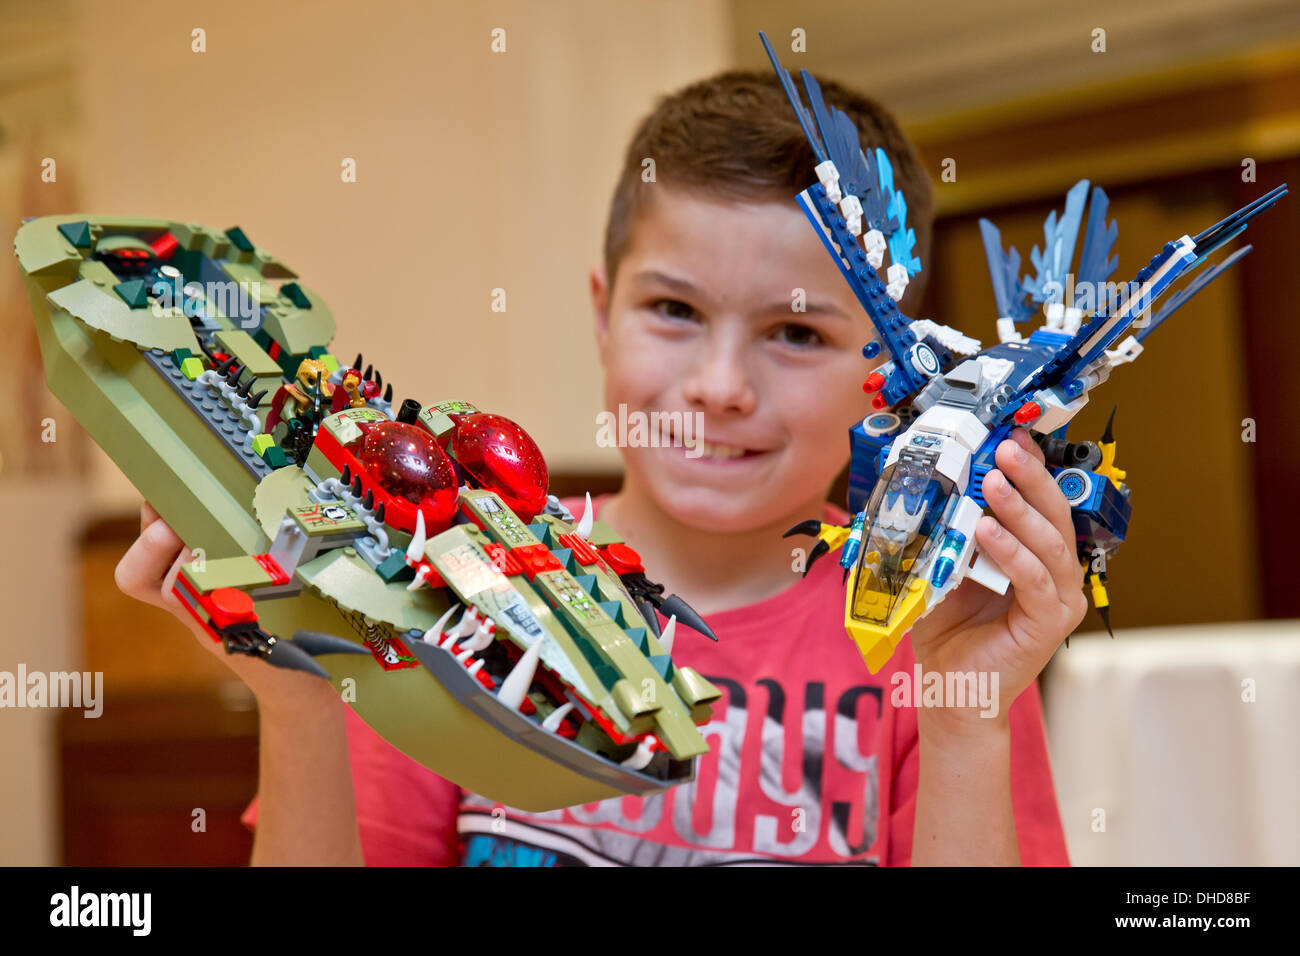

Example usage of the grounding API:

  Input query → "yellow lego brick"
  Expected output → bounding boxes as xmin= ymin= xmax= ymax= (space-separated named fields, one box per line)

xmin=179 ymin=356 xmax=204 ymax=380
xmin=251 ymin=433 xmax=275 ymax=456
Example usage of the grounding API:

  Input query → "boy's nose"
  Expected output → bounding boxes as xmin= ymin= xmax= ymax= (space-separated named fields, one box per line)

xmin=681 ymin=341 xmax=758 ymax=416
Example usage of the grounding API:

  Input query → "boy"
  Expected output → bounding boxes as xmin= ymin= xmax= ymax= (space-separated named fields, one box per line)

xmin=116 ymin=69 xmax=1082 ymax=865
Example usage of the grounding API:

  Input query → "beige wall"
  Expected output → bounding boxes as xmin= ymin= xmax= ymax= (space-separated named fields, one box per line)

xmin=74 ymin=0 xmax=731 ymax=515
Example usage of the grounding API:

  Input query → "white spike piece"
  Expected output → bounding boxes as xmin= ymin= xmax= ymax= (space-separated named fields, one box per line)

xmin=405 ymin=565 xmax=430 ymax=592
xmin=462 ymin=619 xmax=496 ymax=652
xmin=576 ymin=491 xmax=594 ymax=539
xmin=422 ymin=605 xmax=458 ymax=644
xmin=467 ymin=659 xmax=485 ymax=677
xmin=541 ymin=702 xmax=575 ymax=732
xmin=620 ymin=734 xmax=658 ymax=771
xmin=405 ymin=509 xmax=427 ymax=564
xmin=455 ymin=645 xmax=475 ymax=664
xmin=497 ymin=638 xmax=545 ymax=711
xmin=658 ymin=614 xmax=678 ymax=655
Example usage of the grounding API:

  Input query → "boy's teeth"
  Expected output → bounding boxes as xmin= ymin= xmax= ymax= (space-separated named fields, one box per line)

xmin=695 ymin=440 xmax=746 ymax=459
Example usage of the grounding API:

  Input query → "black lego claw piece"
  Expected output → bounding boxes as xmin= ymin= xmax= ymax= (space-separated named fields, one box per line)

xmin=262 ymin=639 xmax=332 ymax=679
xmin=1097 ymin=604 xmax=1114 ymax=639
xmin=288 ymin=631 xmax=371 ymax=657
xmin=806 ymin=539 xmax=830 ymax=577
xmin=383 ymin=383 xmax=393 ymax=403
xmin=660 ymin=593 xmax=718 ymax=642
xmin=783 ymin=518 xmax=824 ymax=539
xmin=353 ymin=353 xmax=363 ymax=371
xmin=1101 ymin=405 xmax=1117 ymax=444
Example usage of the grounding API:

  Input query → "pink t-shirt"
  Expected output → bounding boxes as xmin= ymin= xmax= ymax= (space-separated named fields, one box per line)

xmin=242 ymin=494 xmax=1069 ymax=866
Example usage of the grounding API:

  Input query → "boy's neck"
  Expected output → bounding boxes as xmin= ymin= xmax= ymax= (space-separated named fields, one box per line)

xmin=598 ymin=476 xmax=830 ymax=617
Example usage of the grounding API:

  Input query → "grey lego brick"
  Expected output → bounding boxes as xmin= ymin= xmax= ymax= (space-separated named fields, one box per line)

xmin=143 ymin=347 xmax=273 ymax=480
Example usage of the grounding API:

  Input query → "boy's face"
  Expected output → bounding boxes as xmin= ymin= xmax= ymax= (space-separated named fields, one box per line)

xmin=592 ymin=185 xmax=881 ymax=533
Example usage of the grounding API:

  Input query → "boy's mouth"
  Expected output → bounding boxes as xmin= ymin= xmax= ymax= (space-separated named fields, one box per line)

xmin=688 ymin=439 xmax=762 ymax=460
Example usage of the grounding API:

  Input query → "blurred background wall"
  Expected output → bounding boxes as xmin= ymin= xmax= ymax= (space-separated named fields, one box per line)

xmin=1 ymin=0 xmax=1297 ymax=864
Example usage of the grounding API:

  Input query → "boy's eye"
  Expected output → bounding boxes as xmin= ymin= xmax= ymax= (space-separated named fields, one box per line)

xmin=651 ymin=298 xmax=699 ymax=322
xmin=772 ymin=323 xmax=824 ymax=347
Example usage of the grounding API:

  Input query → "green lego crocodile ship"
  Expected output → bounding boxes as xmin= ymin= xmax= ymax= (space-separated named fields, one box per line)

xmin=14 ymin=214 xmax=721 ymax=812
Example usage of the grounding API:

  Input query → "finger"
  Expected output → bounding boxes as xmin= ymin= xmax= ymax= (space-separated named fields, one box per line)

xmin=160 ymin=545 xmax=195 ymax=613
xmin=995 ymin=438 xmax=1075 ymax=551
xmin=141 ymin=500 xmax=161 ymax=535
xmin=974 ymin=515 xmax=1064 ymax=629
xmin=114 ymin=518 xmax=185 ymax=607
xmin=982 ymin=467 xmax=1080 ymax=601
xmin=1009 ymin=427 xmax=1046 ymax=466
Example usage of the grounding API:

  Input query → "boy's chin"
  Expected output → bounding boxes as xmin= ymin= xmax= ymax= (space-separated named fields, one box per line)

xmin=643 ymin=477 xmax=792 ymax=535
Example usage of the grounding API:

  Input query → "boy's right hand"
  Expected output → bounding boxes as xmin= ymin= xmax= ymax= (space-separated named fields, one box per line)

xmin=115 ymin=500 xmax=344 ymax=713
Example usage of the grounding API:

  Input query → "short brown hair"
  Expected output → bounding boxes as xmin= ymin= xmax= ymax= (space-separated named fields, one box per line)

xmin=603 ymin=69 xmax=933 ymax=307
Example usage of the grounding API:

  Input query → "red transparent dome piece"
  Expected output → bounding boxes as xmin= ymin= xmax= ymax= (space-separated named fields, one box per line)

xmin=449 ymin=412 xmax=549 ymax=521
xmin=356 ymin=421 xmax=458 ymax=528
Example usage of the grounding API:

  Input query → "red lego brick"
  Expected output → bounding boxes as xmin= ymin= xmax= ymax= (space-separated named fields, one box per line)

xmin=509 ymin=543 xmax=562 ymax=581
xmin=599 ymin=542 xmax=644 ymax=575
xmin=483 ymin=542 xmax=522 ymax=576
xmin=203 ymin=587 xmax=257 ymax=629
xmin=253 ymin=553 xmax=290 ymax=586
xmin=557 ymin=532 xmax=602 ymax=567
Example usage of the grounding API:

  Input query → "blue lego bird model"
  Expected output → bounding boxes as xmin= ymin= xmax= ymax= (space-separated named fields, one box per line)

xmin=760 ymin=31 xmax=1289 ymax=673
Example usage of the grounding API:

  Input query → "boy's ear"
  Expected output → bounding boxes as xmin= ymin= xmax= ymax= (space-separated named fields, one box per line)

xmin=590 ymin=262 xmax=611 ymax=364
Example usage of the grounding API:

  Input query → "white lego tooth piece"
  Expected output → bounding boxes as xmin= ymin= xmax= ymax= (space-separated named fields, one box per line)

xmin=405 ymin=510 xmax=427 ymax=564
xmin=576 ymin=491 xmax=593 ymax=540
xmin=863 ymin=229 xmax=886 ymax=270
xmin=405 ymin=565 xmax=430 ymax=591
xmin=542 ymin=702 xmax=575 ymax=732
xmin=455 ymin=645 xmax=476 ymax=664
xmin=462 ymin=620 xmax=496 ymax=652
xmin=451 ymin=607 xmax=478 ymax=639
xmin=497 ymin=639 xmax=545 ymax=711
xmin=658 ymin=614 xmax=677 ymax=655
xmin=620 ymin=735 xmax=657 ymax=770
xmin=467 ymin=659 xmax=485 ymax=677
xmin=423 ymin=605 xmax=458 ymax=644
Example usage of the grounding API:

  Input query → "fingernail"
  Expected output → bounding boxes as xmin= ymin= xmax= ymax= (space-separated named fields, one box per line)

xmin=993 ymin=471 xmax=1011 ymax=497
xmin=1015 ymin=445 xmax=1028 ymax=465
xmin=987 ymin=518 xmax=1002 ymax=538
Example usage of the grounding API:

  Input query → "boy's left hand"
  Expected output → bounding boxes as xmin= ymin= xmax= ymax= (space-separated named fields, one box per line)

xmin=907 ymin=427 xmax=1089 ymax=726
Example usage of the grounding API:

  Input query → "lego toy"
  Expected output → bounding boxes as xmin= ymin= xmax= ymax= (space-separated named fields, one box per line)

xmin=761 ymin=32 xmax=1288 ymax=674
xmin=14 ymin=215 xmax=721 ymax=812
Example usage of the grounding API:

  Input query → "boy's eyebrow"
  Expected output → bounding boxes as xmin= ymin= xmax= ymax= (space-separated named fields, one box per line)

xmin=630 ymin=268 xmax=700 ymax=295
xmin=633 ymin=268 xmax=855 ymax=322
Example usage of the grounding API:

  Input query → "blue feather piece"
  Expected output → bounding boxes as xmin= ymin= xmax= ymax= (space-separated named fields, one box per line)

xmin=1024 ymin=180 xmax=1090 ymax=304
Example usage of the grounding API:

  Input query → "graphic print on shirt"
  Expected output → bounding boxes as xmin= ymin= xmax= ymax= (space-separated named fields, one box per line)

xmin=458 ymin=675 xmax=886 ymax=865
